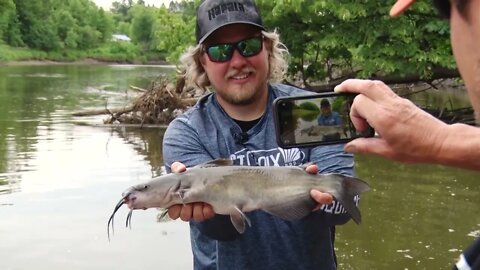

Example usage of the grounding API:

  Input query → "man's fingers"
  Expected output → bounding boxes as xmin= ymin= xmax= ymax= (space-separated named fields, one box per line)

xmin=334 ymin=79 xmax=397 ymax=101
xmin=305 ymin=164 xmax=318 ymax=174
xmin=349 ymin=94 xmax=376 ymax=132
xmin=193 ymin=203 xmax=205 ymax=222
xmin=202 ymin=204 xmax=215 ymax=219
xmin=171 ymin=161 xmax=186 ymax=173
xmin=168 ymin=203 xmax=215 ymax=222
xmin=168 ymin=204 xmax=182 ymax=220
xmin=310 ymin=190 xmax=333 ymax=206
xmin=179 ymin=204 xmax=193 ymax=221
xmin=345 ymin=137 xmax=414 ymax=163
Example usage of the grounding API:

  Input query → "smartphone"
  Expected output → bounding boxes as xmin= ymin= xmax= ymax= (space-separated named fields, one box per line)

xmin=273 ymin=92 xmax=375 ymax=148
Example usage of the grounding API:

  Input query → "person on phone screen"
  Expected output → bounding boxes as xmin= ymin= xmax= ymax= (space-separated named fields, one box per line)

xmin=335 ymin=0 xmax=480 ymax=269
xmin=317 ymin=98 xmax=343 ymax=140
xmin=162 ymin=0 xmax=358 ymax=269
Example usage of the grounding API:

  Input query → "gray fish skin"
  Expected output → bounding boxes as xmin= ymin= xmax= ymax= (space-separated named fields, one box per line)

xmin=119 ymin=159 xmax=370 ymax=233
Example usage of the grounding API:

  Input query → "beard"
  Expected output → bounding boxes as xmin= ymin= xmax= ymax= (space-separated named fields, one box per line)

xmin=214 ymin=67 xmax=268 ymax=106
xmin=216 ymin=84 xmax=263 ymax=105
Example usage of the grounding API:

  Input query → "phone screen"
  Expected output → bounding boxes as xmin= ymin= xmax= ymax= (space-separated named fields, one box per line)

xmin=273 ymin=92 xmax=374 ymax=148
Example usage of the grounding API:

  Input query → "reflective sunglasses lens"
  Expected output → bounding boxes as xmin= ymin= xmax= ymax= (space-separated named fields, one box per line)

xmin=207 ymin=44 xmax=233 ymax=62
xmin=238 ymin=37 xmax=263 ymax=57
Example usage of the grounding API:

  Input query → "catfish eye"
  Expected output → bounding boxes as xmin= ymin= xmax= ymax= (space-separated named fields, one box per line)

xmin=134 ymin=184 xmax=149 ymax=191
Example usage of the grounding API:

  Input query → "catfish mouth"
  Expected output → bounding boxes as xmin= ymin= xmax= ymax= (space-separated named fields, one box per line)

xmin=107 ymin=193 xmax=134 ymax=241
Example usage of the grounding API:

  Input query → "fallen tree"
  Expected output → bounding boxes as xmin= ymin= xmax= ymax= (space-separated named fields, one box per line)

xmin=72 ymin=76 xmax=200 ymax=126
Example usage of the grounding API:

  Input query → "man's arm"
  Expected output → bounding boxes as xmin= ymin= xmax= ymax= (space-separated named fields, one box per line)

xmin=335 ymin=79 xmax=480 ymax=171
xmin=438 ymin=123 xmax=480 ymax=170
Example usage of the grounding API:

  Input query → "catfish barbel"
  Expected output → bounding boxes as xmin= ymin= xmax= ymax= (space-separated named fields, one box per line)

xmin=107 ymin=159 xmax=370 ymax=239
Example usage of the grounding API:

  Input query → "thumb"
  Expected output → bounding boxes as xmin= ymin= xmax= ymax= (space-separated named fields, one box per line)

xmin=310 ymin=190 xmax=333 ymax=205
xmin=344 ymin=137 xmax=398 ymax=159
xmin=171 ymin=162 xmax=187 ymax=173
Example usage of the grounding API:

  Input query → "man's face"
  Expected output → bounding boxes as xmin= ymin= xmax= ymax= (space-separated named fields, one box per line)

xmin=200 ymin=24 xmax=269 ymax=106
xmin=321 ymin=106 xmax=332 ymax=115
xmin=449 ymin=0 xmax=480 ymax=116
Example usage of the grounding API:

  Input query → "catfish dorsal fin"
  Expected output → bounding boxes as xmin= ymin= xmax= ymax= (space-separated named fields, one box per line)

xmin=194 ymin=159 xmax=233 ymax=168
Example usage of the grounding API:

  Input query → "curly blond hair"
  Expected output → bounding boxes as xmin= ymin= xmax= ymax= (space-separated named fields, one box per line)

xmin=179 ymin=30 xmax=289 ymax=92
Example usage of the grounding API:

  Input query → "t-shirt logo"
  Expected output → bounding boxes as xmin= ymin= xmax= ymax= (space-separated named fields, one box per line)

xmin=230 ymin=147 xmax=305 ymax=166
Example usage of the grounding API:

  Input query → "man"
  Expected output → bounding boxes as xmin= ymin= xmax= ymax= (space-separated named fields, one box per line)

xmin=318 ymin=98 xmax=342 ymax=126
xmin=317 ymin=98 xmax=342 ymax=140
xmin=335 ymin=0 xmax=480 ymax=268
xmin=162 ymin=0 xmax=356 ymax=269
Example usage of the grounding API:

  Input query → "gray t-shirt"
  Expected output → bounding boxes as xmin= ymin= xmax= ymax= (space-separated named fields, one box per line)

xmin=163 ymin=83 xmax=355 ymax=270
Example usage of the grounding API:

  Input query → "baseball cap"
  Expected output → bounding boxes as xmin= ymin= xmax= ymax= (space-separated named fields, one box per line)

xmin=195 ymin=0 xmax=265 ymax=44
xmin=320 ymin=98 xmax=331 ymax=107
xmin=390 ymin=0 xmax=416 ymax=17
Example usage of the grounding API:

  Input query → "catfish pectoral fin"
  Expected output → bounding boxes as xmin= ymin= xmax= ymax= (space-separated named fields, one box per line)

xmin=229 ymin=207 xmax=251 ymax=234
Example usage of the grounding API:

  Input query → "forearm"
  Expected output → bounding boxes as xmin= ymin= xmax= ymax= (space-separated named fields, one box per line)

xmin=437 ymin=124 xmax=480 ymax=170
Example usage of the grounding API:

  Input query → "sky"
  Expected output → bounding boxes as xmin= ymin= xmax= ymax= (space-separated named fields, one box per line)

xmin=92 ymin=0 xmax=173 ymax=10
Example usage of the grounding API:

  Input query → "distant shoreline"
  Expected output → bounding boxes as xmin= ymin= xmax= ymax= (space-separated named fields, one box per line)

xmin=0 ymin=58 xmax=170 ymax=66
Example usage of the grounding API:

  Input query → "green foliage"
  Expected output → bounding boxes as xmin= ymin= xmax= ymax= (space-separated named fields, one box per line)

xmin=12 ymin=0 xmax=114 ymax=51
xmin=256 ymin=0 xmax=455 ymax=82
xmin=0 ymin=0 xmax=458 ymax=83
xmin=129 ymin=5 xmax=155 ymax=44
xmin=298 ymin=101 xmax=320 ymax=112
xmin=0 ymin=44 xmax=47 ymax=61
xmin=151 ymin=6 xmax=196 ymax=64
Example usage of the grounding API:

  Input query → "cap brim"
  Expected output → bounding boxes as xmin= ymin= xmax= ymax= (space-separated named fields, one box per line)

xmin=198 ymin=22 xmax=265 ymax=44
xmin=390 ymin=0 xmax=416 ymax=17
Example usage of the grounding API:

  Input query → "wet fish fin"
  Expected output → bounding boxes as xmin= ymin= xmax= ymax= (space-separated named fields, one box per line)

xmin=158 ymin=209 xmax=169 ymax=220
xmin=194 ymin=159 xmax=234 ymax=168
xmin=324 ymin=174 xmax=370 ymax=224
xmin=263 ymin=197 xmax=317 ymax=220
xmin=229 ymin=207 xmax=251 ymax=234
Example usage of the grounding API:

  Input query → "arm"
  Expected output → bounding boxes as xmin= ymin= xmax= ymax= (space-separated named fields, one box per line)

xmin=335 ymin=79 xmax=480 ymax=171
xmin=437 ymin=123 xmax=480 ymax=170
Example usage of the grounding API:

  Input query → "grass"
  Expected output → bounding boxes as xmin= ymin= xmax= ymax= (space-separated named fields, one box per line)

xmin=0 ymin=43 xmax=167 ymax=64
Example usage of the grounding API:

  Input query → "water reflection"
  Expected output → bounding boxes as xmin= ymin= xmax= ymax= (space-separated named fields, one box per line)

xmin=0 ymin=64 xmax=173 ymax=194
xmin=0 ymin=64 xmax=192 ymax=270
xmin=108 ymin=126 xmax=167 ymax=177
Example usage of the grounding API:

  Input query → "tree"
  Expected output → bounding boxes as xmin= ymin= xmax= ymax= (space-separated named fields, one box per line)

xmin=151 ymin=6 xmax=195 ymax=63
xmin=256 ymin=0 xmax=456 ymax=88
xmin=0 ymin=0 xmax=23 ymax=46
xmin=0 ymin=0 xmax=15 ymax=42
xmin=129 ymin=5 xmax=155 ymax=45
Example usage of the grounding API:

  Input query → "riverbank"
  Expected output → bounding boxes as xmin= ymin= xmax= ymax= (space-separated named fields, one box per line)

xmin=0 ymin=43 xmax=169 ymax=66
xmin=0 ymin=58 xmax=170 ymax=66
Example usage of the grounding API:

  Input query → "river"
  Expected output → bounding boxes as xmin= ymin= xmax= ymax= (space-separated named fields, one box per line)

xmin=0 ymin=64 xmax=478 ymax=270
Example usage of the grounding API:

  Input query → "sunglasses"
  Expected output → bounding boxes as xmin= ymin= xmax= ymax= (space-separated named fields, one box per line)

xmin=203 ymin=36 xmax=264 ymax=63
xmin=432 ymin=0 xmax=451 ymax=19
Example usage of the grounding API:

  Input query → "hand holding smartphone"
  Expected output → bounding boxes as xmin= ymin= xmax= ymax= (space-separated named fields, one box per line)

xmin=273 ymin=92 xmax=375 ymax=148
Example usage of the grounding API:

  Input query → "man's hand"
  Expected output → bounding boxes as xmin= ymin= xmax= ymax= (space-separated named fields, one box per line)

xmin=334 ymin=79 xmax=449 ymax=164
xmin=167 ymin=162 xmax=333 ymax=222
xmin=167 ymin=162 xmax=215 ymax=222
xmin=305 ymin=164 xmax=334 ymax=208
